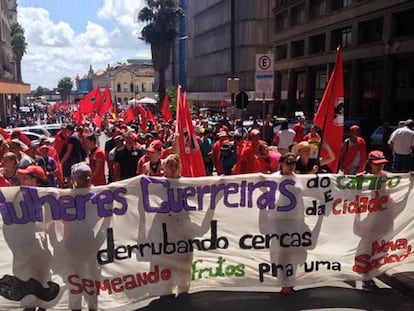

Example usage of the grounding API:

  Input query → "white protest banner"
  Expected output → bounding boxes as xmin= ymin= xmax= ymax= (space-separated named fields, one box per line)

xmin=0 ymin=173 xmax=413 ymax=309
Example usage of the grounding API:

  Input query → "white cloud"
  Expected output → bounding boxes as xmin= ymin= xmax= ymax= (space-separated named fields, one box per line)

xmin=18 ymin=0 xmax=151 ymax=90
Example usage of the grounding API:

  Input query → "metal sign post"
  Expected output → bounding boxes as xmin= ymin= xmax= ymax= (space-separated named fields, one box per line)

xmin=255 ymin=53 xmax=274 ymax=139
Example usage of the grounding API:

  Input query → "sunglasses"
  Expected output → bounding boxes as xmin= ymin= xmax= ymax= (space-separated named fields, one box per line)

xmin=284 ymin=160 xmax=296 ymax=166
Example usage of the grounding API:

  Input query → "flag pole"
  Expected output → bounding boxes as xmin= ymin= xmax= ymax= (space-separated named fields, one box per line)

xmin=314 ymin=46 xmax=342 ymax=173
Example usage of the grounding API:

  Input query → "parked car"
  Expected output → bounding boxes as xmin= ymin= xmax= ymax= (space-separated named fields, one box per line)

xmin=5 ymin=125 xmax=51 ymax=137
xmin=369 ymin=125 xmax=397 ymax=147
xmin=43 ymin=123 xmax=62 ymax=137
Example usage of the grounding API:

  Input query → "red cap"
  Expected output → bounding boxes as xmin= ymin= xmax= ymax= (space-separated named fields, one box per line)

xmin=146 ymin=139 xmax=163 ymax=153
xmin=368 ymin=150 xmax=388 ymax=164
xmin=17 ymin=165 xmax=46 ymax=181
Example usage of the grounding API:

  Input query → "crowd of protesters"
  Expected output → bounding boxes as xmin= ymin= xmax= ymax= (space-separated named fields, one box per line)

xmin=0 ymin=106 xmax=412 ymax=190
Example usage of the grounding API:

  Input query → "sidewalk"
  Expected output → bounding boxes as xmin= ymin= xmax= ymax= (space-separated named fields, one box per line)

xmin=379 ymin=263 xmax=414 ymax=299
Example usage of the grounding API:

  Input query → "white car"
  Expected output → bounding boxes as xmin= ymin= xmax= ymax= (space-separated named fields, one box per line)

xmin=6 ymin=125 xmax=51 ymax=137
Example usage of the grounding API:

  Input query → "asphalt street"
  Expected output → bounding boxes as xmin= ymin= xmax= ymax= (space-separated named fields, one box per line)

xmin=126 ymin=279 xmax=414 ymax=311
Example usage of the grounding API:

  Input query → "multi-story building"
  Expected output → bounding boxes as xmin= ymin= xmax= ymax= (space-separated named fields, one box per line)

xmin=0 ymin=0 xmax=30 ymax=126
xmin=181 ymin=0 xmax=414 ymax=128
xmin=77 ymin=59 xmax=155 ymax=104
xmin=184 ymin=0 xmax=273 ymax=116
xmin=273 ymin=0 xmax=414 ymax=129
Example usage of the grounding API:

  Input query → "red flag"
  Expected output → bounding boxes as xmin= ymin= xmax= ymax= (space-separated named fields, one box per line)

xmin=93 ymin=114 xmax=102 ymax=129
xmin=0 ymin=127 xmax=10 ymax=140
xmin=136 ymin=105 xmax=147 ymax=129
xmin=176 ymin=86 xmax=206 ymax=177
xmin=98 ymin=85 xmax=112 ymax=116
xmin=73 ymin=110 xmax=84 ymax=125
xmin=79 ymin=87 xmax=101 ymax=114
xmin=313 ymin=47 xmax=344 ymax=173
xmin=146 ymin=108 xmax=157 ymax=126
xmin=123 ymin=107 xmax=136 ymax=124
xmin=160 ymin=95 xmax=173 ymax=121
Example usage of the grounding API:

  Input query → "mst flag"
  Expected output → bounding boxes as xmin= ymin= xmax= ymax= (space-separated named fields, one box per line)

xmin=176 ymin=86 xmax=206 ymax=177
xmin=313 ymin=47 xmax=344 ymax=173
xmin=78 ymin=87 xmax=101 ymax=115
xmin=160 ymin=95 xmax=173 ymax=121
xmin=98 ymin=85 xmax=112 ymax=116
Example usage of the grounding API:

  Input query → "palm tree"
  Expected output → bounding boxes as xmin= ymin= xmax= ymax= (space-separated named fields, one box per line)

xmin=138 ymin=0 xmax=184 ymax=104
xmin=57 ymin=77 xmax=73 ymax=102
xmin=11 ymin=23 xmax=27 ymax=82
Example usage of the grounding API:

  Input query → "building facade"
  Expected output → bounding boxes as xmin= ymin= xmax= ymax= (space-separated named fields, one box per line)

xmin=181 ymin=0 xmax=414 ymax=127
xmin=273 ymin=0 xmax=414 ymax=128
xmin=0 ymin=0 xmax=30 ymax=126
xmin=184 ymin=0 xmax=273 ymax=115
xmin=77 ymin=59 xmax=155 ymax=104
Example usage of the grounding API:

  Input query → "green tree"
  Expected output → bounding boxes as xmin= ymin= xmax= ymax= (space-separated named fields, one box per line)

xmin=35 ymin=86 xmax=44 ymax=96
xmin=166 ymin=85 xmax=177 ymax=115
xmin=138 ymin=0 xmax=184 ymax=105
xmin=11 ymin=23 xmax=27 ymax=82
xmin=57 ymin=77 xmax=73 ymax=102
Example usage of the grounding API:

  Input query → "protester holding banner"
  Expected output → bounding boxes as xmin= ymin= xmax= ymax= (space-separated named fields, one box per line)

xmin=163 ymin=153 xmax=181 ymax=178
xmin=293 ymin=140 xmax=335 ymax=174
xmin=63 ymin=162 xmax=102 ymax=310
xmin=1 ymin=152 xmax=19 ymax=185
xmin=274 ymin=152 xmax=297 ymax=176
xmin=15 ymin=165 xmax=51 ymax=311
xmin=353 ymin=150 xmax=402 ymax=290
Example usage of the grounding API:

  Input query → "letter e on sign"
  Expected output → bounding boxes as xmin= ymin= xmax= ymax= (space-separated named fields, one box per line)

xmin=258 ymin=55 xmax=271 ymax=71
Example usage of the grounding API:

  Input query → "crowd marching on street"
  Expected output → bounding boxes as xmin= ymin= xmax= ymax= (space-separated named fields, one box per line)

xmin=1 ymin=103 xmax=414 ymax=191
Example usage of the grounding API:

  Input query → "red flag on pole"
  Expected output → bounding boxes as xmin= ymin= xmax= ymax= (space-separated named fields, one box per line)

xmin=145 ymin=108 xmax=158 ymax=126
xmin=313 ymin=47 xmax=344 ymax=173
xmin=123 ymin=107 xmax=136 ymax=124
xmin=160 ymin=95 xmax=173 ymax=121
xmin=98 ymin=85 xmax=112 ymax=116
xmin=73 ymin=110 xmax=84 ymax=125
xmin=176 ymin=86 xmax=206 ymax=177
xmin=79 ymin=87 xmax=101 ymax=114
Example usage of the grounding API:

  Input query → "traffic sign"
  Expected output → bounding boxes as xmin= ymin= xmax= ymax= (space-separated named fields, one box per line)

xmin=255 ymin=53 xmax=274 ymax=93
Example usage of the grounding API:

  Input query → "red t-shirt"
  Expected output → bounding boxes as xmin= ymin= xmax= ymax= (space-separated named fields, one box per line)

xmin=89 ymin=147 xmax=107 ymax=186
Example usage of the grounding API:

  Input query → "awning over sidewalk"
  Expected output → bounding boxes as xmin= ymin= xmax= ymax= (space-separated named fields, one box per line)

xmin=0 ymin=80 xmax=30 ymax=94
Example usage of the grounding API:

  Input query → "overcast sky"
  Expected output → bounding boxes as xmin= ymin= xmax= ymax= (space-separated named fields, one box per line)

xmin=17 ymin=0 xmax=151 ymax=90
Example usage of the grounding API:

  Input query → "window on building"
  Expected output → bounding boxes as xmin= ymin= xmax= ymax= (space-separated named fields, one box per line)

xmin=142 ymin=82 xmax=146 ymax=92
xmin=130 ymin=83 xmax=134 ymax=93
xmin=291 ymin=40 xmax=305 ymax=58
xmin=330 ymin=0 xmax=353 ymax=11
xmin=291 ymin=5 xmax=305 ymax=26
xmin=393 ymin=9 xmax=414 ymax=37
xmin=122 ymin=82 xmax=128 ymax=92
xmin=310 ymin=0 xmax=326 ymax=20
xmin=117 ymin=83 xmax=121 ymax=92
xmin=331 ymin=26 xmax=352 ymax=49
xmin=275 ymin=12 xmax=288 ymax=31
xmin=358 ymin=18 xmax=383 ymax=45
xmin=315 ymin=69 xmax=328 ymax=90
xmin=276 ymin=44 xmax=288 ymax=60
xmin=309 ymin=33 xmax=326 ymax=54
xmin=397 ymin=60 xmax=414 ymax=88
